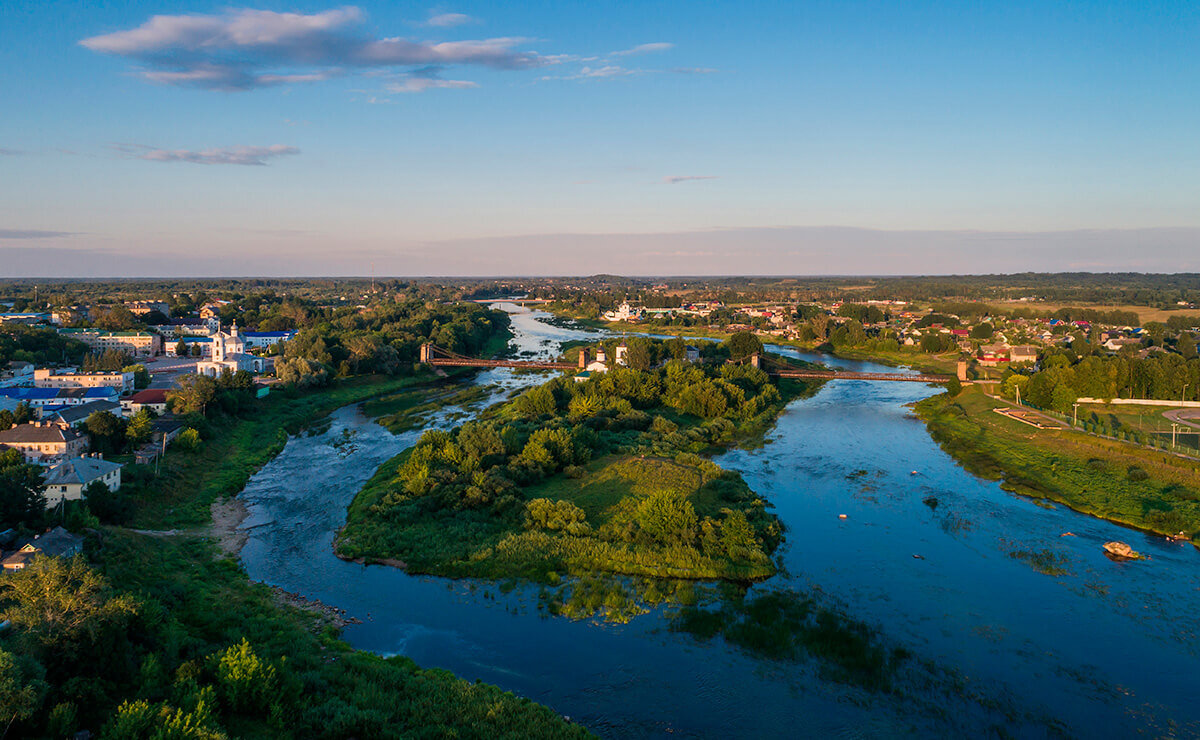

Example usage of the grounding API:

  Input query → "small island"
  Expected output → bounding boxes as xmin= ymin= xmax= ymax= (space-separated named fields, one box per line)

xmin=338 ymin=335 xmax=818 ymax=594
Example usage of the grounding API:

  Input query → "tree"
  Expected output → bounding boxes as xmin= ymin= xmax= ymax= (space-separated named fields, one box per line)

xmin=168 ymin=374 xmax=218 ymax=414
xmin=726 ymin=332 xmax=763 ymax=361
xmin=0 ymin=556 xmax=138 ymax=653
xmin=174 ymin=339 xmax=188 ymax=357
xmin=82 ymin=480 xmax=130 ymax=525
xmin=1179 ymin=332 xmax=1197 ymax=359
xmin=970 ymin=323 xmax=994 ymax=339
xmin=85 ymin=411 xmax=126 ymax=456
xmin=126 ymin=409 xmax=154 ymax=446
xmin=635 ymin=491 xmax=698 ymax=548
xmin=0 ymin=450 xmax=45 ymax=530
xmin=122 ymin=364 xmax=150 ymax=390
xmin=0 ymin=649 xmax=47 ymax=739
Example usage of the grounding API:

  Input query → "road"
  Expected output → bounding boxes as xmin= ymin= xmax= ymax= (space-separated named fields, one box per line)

xmin=1163 ymin=408 xmax=1200 ymax=432
xmin=143 ymin=356 xmax=200 ymax=389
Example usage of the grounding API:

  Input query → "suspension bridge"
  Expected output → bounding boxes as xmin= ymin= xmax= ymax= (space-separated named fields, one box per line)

xmin=419 ymin=343 xmax=958 ymax=384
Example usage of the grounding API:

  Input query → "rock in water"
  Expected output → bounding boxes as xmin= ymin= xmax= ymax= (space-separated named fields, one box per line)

xmin=1103 ymin=541 xmax=1141 ymax=560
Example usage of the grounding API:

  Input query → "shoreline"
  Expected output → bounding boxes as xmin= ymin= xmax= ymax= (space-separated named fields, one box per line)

xmin=211 ymin=495 xmax=250 ymax=558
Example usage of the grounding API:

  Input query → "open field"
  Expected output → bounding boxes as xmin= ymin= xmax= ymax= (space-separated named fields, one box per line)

xmin=917 ymin=385 xmax=1200 ymax=540
xmin=992 ymin=301 xmax=1200 ymax=324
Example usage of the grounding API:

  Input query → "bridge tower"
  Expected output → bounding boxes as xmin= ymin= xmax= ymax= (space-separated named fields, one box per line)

xmin=578 ymin=348 xmax=588 ymax=369
xmin=956 ymin=360 xmax=969 ymax=382
xmin=420 ymin=343 xmax=432 ymax=364
xmin=749 ymin=352 xmax=761 ymax=369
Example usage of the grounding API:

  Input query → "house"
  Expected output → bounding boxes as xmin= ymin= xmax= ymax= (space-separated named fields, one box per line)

xmin=43 ymin=454 xmax=123 ymax=508
xmin=57 ymin=329 xmax=162 ymax=357
xmin=4 ymin=386 xmax=120 ymax=410
xmin=34 ymin=368 xmax=135 ymax=393
xmin=978 ymin=343 xmax=1011 ymax=366
xmin=685 ymin=345 xmax=701 ymax=363
xmin=121 ymin=389 xmax=169 ymax=416
xmin=42 ymin=399 xmax=122 ymax=428
xmin=124 ymin=300 xmax=170 ymax=318
xmin=0 ymin=313 xmax=52 ymax=326
xmin=1 ymin=527 xmax=84 ymax=570
xmin=1104 ymin=337 xmax=1142 ymax=352
xmin=1009 ymin=345 xmax=1038 ymax=364
xmin=150 ymin=317 xmax=218 ymax=338
xmin=0 ymin=361 xmax=35 ymax=388
xmin=0 ymin=421 xmax=88 ymax=464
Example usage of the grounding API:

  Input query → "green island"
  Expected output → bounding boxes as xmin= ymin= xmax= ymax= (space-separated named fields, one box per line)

xmin=916 ymin=384 xmax=1200 ymax=542
xmin=338 ymin=335 xmax=813 ymax=587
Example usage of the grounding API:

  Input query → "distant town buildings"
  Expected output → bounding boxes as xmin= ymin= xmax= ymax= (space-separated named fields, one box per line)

xmin=0 ymin=421 xmax=88 ymax=465
xmin=34 ymin=368 xmax=135 ymax=393
xmin=58 ymin=328 xmax=162 ymax=357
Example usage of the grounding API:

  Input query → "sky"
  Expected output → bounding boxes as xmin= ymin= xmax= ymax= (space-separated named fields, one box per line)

xmin=1 ymin=0 xmax=1199 ymax=277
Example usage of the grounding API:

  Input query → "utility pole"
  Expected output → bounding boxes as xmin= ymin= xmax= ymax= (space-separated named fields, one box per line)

xmin=1072 ymin=402 xmax=1080 ymax=427
xmin=1172 ymin=423 xmax=1180 ymax=449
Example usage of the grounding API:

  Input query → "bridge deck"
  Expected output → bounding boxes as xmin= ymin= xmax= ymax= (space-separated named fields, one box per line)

xmin=772 ymin=370 xmax=950 ymax=383
xmin=428 ymin=358 xmax=577 ymax=370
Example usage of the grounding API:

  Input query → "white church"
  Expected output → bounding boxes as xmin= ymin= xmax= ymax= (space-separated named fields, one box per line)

xmin=196 ymin=323 xmax=270 ymax=377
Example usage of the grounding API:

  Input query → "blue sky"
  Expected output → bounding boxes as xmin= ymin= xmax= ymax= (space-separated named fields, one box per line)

xmin=2 ymin=0 xmax=1198 ymax=276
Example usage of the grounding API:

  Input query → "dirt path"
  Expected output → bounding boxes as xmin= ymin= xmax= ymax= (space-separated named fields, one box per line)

xmin=210 ymin=496 xmax=250 ymax=558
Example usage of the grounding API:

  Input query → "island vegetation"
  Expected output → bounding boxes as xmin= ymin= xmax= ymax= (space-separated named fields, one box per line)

xmin=337 ymin=335 xmax=815 ymax=588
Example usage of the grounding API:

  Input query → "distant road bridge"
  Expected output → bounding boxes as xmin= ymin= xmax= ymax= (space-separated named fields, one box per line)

xmin=470 ymin=297 xmax=553 ymax=306
xmin=419 ymin=343 xmax=957 ymax=384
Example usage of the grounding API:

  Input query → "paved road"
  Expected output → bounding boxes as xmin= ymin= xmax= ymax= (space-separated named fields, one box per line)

xmin=1163 ymin=408 xmax=1200 ymax=431
xmin=145 ymin=356 xmax=200 ymax=389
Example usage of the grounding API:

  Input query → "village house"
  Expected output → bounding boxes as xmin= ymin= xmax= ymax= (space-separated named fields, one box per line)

xmin=978 ymin=343 xmax=1011 ymax=366
xmin=121 ymin=388 xmax=169 ymax=416
xmin=1009 ymin=345 xmax=1039 ymax=364
xmin=0 ymin=421 xmax=88 ymax=465
xmin=42 ymin=454 xmax=123 ymax=508
xmin=1 ymin=526 xmax=84 ymax=571
xmin=124 ymin=300 xmax=170 ymax=318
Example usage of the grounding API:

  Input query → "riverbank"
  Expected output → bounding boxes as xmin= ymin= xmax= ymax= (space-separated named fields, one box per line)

xmin=85 ymin=371 xmax=592 ymax=736
xmin=544 ymin=310 xmax=960 ymax=375
xmin=916 ymin=385 xmax=1200 ymax=542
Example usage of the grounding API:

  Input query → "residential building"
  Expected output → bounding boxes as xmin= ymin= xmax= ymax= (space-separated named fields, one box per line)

xmin=43 ymin=454 xmax=123 ymax=508
xmin=978 ymin=343 xmax=1011 ymax=366
xmin=58 ymin=329 xmax=162 ymax=357
xmin=601 ymin=303 xmax=643 ymax=322
xmin=1009 ymin=345 xmax=1039 ymax=364
xmin=1 ymin=527 xmax=84 ymax=570
xmin=121 ymin=389 xmax=169 ymax=416
xmin=0 ymin=313 xmax=51 ymax=325
xmin=0 ymin=360 xmax=34 ymax=388
xmin=0 ymin=421 xmax=88 ymax=465
xmin=242 ymin=330 xmax=296 ymax=350
xmin=34 ymin=368 xmax=135 ymax=393
xmin=42 ymin=399 xmax=122 ymax=428
xmin=124 ymin=300 xmax=170 ymax=318
xmin=150 ymin=317 xmax=219 ymax=339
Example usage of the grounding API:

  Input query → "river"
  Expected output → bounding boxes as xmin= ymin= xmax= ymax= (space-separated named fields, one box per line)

xmin=237 ymin=304 xmax=1200 ymax=737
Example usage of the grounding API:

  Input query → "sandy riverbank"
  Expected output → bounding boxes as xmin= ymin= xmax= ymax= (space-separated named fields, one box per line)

xmin=211 ymin=496 xmax=249 ymax=558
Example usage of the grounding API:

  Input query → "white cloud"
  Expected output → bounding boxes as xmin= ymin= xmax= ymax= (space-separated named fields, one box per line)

xmin=81 ymin=7 xmax=546 ymax=90
xmin=611 ymin=42 xmax=674 ymax=57
xmin=663 ymin=175 xmax=718 ymax=184
xmin=113 ymin=143 xmax=300 ymax=166
xmin=425 ymin=12 xmax=476 ymax=28
xmin=386 ymin=76 xmax=477 ymax=93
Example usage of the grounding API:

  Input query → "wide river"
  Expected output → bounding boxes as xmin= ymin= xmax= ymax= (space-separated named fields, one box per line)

xmin=238 ymin=304 xmax=1200 ymax=737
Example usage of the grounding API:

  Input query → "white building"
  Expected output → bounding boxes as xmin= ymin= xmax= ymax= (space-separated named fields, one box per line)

xmin=196 ymin=323 xmax=270 ymax=376
xmin=602 ymin=303 xmax=643 ymax=322
xmin=43 ymin=454 xmax=123 ymax=508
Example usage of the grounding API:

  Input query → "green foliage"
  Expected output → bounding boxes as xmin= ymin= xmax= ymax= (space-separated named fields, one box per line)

xmin=168 ymin=375 xmax=218 ymax=415
xmin=725 ymin=331 xmax=763 ymax=360
xmin=214 ymin=639 xmax=277 ymax=714
xmin=174 ymin=428 xmax=202 ymax=451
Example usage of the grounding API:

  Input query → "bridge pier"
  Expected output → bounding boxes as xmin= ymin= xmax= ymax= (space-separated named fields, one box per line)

xmin=420 ymin=343 xmax=432 ymax=364
xmin=578 ymin=348 xmax=588 ymax=369
xmin=750 ymin=353 xmax=761 ymax=369
xmin=957 ymin=360 xmax=969 ymax=382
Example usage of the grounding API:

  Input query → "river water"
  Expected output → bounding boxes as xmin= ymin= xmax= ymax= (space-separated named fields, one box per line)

xmin=237 ymin=304 xmax=1200 ymax=738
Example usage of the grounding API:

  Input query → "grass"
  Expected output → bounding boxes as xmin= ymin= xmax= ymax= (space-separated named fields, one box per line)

xmin=525 ymin=456 xmax=703 ymax=525
xmin=917 ymin=385 xmax=1200 ymax=540
xmin=88 ymin=528 xmax=591 ymax=738
xmin=368 ymin=384 xmax=490 ymax=433
xmin=992 ymin=300 xmax=1200 ymax=325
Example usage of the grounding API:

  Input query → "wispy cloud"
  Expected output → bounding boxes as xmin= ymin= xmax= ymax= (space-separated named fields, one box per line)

xmin=671 ymin=67 xmax=718 ymax=75
xmin=0 ymin=229 xmax=76 ymax=239
xmin=382 ymin=65 xmax=477 ymax=93
xmin=80 ymin=7 xmax=546 ymax=91
xmin=0 ymin=148 xmax=23 ymax=156
xmin=113 ymin=144 xmax=300 ymax=166
xmin=663 ymin=175 xmax=718 ymax=184
xmin=424 ymin=12 xmax=476 ymax=28
xmin=611 ymin=42 xmax=673 ymax=57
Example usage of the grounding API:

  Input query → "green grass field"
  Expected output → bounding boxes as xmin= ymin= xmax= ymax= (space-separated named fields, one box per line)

xmin=917 ymin=386 xmax=1200 ymax=540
